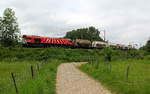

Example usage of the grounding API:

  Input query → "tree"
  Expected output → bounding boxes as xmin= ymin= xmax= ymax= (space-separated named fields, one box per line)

xmin=144 ymin=39 xmax=150 ymax=53
xmin=0 ymin=8 xmax=21 ymax=47
xmin=0 ymin=17 xmax=2 ymax=42
xmin=64 ymin=26 xmax=103 ymax=42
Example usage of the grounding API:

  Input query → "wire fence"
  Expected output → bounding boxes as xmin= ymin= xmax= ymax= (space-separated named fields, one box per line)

xmin=0 ymin=56 xmax=98 ymax=94
xmin=0 ymin=63 xmax=45 ymax=94
xmin=88 ymin=61 xmax=150 ymax=92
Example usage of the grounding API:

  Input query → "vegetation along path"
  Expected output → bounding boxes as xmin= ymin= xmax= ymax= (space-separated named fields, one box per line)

xmin=56 ymin=62 xmax=112 ymax=94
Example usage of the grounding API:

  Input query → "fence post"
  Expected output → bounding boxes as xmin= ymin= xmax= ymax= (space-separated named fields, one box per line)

xmin=107 ymin=62 xmax=112 ymax=72
xmin=31 ymin=65 xmax=34 ymax=79
xmin=126 ymin=65 xmax=130 ymax=81
xmin=89 ymin=56 xmax=91 ymax=64
xmin=11 ymin=72 xmax=19 ymax=94
xmin=37 ymin=64 xmax=40 ymax=73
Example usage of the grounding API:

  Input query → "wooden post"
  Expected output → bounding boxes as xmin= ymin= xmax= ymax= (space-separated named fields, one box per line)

xmin=11 ymin=72 xmax=19 ymax=94
xmin=31 ymin=65 xmax=34 ymax=79
xmin=96 ymin=60 xmax=99 ymax=69
xmin=89 ymin=56 xmax=91 ymax=64
xmin=37 ymin=64 xmax=40 ymax=74
xmin=91 ymin=58 xmax=93 ymax=65
xmin=109 ymin=62 xmax=112 ymax=72
xmin=126 ymin=66 xmax=130 ymax=81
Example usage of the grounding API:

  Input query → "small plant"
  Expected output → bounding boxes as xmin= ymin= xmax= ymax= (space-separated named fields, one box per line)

xmin=103 ymin=47 xmax=113 ymax=62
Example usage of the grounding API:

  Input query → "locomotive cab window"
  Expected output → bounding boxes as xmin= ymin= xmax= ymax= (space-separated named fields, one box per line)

xmin=34 ymin=38 xmax=41 ymax=42
xmin=25 ymin=38 xmax=32 ymax=40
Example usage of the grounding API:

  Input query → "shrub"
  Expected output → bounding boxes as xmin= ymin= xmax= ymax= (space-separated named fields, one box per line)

xmin=102 ymin=47 xmax=113 ymax=62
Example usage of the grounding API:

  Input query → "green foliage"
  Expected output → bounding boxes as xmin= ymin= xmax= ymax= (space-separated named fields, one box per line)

xmin=64 ymin=26 xmax=103 ymax=42
xmin=140 ymin=39 xmax=150 ymax=54
xmin=0 ymin=8 xmax=21 ymax=47
xmin=102 ymin=47 xmax=113 ymax=62
xmin=145 ymin=39 xmax=150 ymax=52
xmin=127 ymin=50 xmax=144 ymax=59
xmin=0 ymin=47 xmax=101 ymax=62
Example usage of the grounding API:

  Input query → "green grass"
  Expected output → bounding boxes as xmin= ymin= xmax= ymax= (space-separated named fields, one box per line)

xmin=19 ymin=60 xmax=61 ymax=94
xmin=0 ymin=61 xmax=38 ymax=94
xmin=0 ymin=47 xmax=146 ymax=94
xmin=0 ymin=60 xmax=61 ymax=94
xmin=80 ymin=59 xmax=150 ymax=94
xmin=0 ymin=47 xmax=103 ymax=94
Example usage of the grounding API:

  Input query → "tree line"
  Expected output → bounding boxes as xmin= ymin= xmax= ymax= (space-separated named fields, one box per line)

xmin=64 ymin=26 xmax=104 ymax=42
xmin=140 ymin=39 xmax=150 ymax=53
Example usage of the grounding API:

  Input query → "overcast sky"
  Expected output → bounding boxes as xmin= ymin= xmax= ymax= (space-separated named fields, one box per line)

xmin=0 ymin=0 xmax=150 ymax=46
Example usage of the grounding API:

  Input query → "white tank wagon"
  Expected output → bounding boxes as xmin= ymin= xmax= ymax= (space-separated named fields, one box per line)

xmin=107 ymin=43 xmax=133 ymax=50
xmin=108 ymin=43 xmax=117 ymax=49
xmin=92 ymin=41 xmax=108 ymax=48
xmin=115 ymin=44 xmax=133 ymax=50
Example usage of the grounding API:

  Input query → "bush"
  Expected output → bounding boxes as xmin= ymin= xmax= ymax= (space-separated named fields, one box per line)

xmin=127 ymin=50 xmax=144 ymax=59
xmin=102 ymin=47 xmax=113 ymax=62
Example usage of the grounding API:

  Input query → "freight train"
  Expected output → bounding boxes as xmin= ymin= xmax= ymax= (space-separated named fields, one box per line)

xmin=22 ymin=35 xmax=132 ymax=50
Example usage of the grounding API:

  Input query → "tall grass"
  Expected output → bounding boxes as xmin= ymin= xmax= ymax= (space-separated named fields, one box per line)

xmin=19 ymin=60 xmax=61 ymax=94
xmin=0 ymin=47 xmax=103 ymax=94
xmin=0 ymin=47 xmax=146 ymax=94
xmin=80 ymin=59 xmax=150 ymax=94
xmin=0 ymin=60 xmax=61 ymax=94
xmin=0 ymin=61 xmax=40 ymax=94
xmin=0 ymin=47 xmax=102 ymax=62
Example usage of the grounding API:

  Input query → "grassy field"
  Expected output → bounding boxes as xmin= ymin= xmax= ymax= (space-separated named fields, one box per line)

xmin=0 ymin=47 xmax=103 ymax=94
xmin=0 ymin=47 xmax=147 ymax=94
xmin=19 ymin=60 xmax=61 ymax=94
xmin=80 ymin=59 xmax=150 ymax=94
xmin=0 ymin=60 xmax=61 ymax=94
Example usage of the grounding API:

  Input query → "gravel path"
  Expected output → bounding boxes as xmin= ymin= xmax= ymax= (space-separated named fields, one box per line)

xmin=56 ymin=62 xmax=112 ymax=94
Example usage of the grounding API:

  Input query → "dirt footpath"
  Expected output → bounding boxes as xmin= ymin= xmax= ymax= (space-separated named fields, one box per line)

xmin=56 ymin=62 xmax=112 ymax=94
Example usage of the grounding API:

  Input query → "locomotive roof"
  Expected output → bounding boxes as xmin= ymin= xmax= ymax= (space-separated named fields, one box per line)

xmin=22 ymin=35 xmax=71 ymax=40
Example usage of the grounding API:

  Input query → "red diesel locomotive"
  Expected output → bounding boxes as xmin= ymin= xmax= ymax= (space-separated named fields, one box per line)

xmin=22 ymin=35 xmax=74 ymax=48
